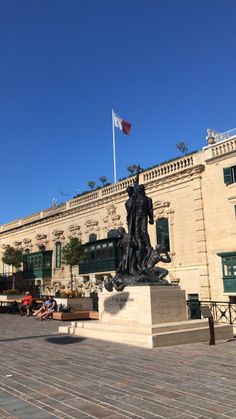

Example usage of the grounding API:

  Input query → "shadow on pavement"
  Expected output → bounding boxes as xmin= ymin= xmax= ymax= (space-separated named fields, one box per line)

xmin=46 ymin=336 xmax=86 ymax=345
xmin=0 ymin=333 xmax=59 ymax=343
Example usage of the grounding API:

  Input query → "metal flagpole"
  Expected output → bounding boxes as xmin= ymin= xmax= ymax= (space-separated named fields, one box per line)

xmin=112 ymin=109 xmax=117 ymax=183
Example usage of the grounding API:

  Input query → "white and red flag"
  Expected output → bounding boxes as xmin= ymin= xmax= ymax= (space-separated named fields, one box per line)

xmin=113 ymin=112 xmax=132 ymax=135
xmin=112 ymin=109 xmax=132 ymax=184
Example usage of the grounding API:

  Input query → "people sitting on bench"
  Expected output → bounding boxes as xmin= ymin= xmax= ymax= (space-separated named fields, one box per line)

xmin=33 ymin=296 xmax=50 ymax=319
xmin=18 ymin=291 xmax=33 ymax=317
xmin=38 ymin=296 xmax=57 ymax=321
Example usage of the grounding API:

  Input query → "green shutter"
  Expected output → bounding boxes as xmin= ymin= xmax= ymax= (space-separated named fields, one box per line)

xmin=56 ymin=242 xmax=61 ymax=268
xmin=223 ymin=167 xmax=233 ymax=185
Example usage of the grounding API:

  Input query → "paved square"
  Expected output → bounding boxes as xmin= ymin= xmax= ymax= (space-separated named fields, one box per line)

xmin=0 ymin=314 xmax=236 ymax=418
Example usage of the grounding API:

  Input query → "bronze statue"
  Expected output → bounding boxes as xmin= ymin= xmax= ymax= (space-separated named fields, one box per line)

xmin=104 ymin=171 xmax=172 ymax=292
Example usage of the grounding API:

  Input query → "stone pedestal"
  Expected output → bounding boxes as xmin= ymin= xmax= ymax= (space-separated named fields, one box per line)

xmin=59 ymin=286 xmax=233 ymax=348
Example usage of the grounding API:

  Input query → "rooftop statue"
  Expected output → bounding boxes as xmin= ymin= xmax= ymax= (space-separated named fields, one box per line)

xmin=104 ymin=170 xmax=172 ymax=292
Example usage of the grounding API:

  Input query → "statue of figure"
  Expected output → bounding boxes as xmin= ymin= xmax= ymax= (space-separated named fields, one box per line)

xmin=104 ymin=172 xmax=172 ymax=292
xmin=142 ymin=245 xmax=171 ymax=281
xmin=116 ymin=227 xmax=138 ymax=275
xmin=133 ymin=184 xmax=154 ymax=270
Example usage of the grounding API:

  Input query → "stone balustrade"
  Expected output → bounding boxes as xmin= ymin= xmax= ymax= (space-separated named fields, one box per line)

xmin=211 ymin=138 xmax=236 ymax=158
xmin=0 ymin=153 xmax=197 ymax=233
xmin=143 ymin=156 xmax=194 ymax=181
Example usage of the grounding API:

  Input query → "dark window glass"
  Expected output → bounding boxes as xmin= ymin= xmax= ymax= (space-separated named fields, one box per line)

xmin=89 ymin=234 xmax=97 ymax=242
xmin=156 ymin=218 xmax=170 ymax=251
xmin=107 ymin=230 xmax=118 ymax=238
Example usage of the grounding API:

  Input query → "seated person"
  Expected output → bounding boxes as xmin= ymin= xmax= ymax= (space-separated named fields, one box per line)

xmin=38 ymin=296 xmax=57 ymax=321
xmin=18 ymin=291 xmax=33 ymax=316
xmin=33 ymin=296 xmax=50 ymax=319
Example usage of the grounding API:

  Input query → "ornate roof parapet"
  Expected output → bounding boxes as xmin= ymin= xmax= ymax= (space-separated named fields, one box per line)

xmin=0 ymin=152 xmax=201 ymax=234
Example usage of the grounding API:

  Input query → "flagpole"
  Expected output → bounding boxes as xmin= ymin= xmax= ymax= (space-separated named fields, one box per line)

xmin=112 ymin=109 xmax=117 ymax=183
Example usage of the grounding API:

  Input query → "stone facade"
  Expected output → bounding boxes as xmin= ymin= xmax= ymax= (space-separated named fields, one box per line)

xmin=0 ymin=132 xmax=236 ymax=301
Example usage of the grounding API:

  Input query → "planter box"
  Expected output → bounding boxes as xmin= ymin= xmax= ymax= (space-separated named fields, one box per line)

xmin=55 ymin=297 xmax=93 ymax=311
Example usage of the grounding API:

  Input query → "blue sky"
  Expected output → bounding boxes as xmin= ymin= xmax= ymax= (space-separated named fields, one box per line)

xmin=0 ymin=0 xmax=236 ymax=224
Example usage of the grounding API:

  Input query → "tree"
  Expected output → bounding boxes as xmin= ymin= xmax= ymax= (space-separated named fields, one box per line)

xmin=61 ymin=238 xmax=84 ymax=291
xmin=88 ymin=180 xmax=96 ymax=190
xmin=176 ymin=142 xmax=188 ymax=156
xmin=2 ymin=246 xmax=23 ymax=290
xmin=127 ymin=164 xmax=142 ymax=175
xmin=99 ymin=176 xmax=108 ymax=186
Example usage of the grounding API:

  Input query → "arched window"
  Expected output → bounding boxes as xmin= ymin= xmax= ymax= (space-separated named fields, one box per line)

xmin=55 ymin=242 xmax=61 ymax=268
xmin=156 ymin=218 xmax=170 ymax=251
xmin=89 ymin=233 xmax=97 ymax=242
xmin=107 ymin=229 xmax=119 ymax=238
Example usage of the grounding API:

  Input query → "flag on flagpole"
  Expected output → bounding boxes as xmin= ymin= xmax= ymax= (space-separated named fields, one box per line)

xmin=113 ymin=112 xmax=132 ymax=135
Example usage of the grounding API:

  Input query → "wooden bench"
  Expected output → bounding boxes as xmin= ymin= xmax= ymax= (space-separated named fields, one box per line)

xmin=53 ymin=310 xmax=99 ymax=321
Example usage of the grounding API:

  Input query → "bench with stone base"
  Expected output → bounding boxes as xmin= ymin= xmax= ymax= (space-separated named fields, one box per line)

xmin=53 ymin=310 xmax=99 ymax=321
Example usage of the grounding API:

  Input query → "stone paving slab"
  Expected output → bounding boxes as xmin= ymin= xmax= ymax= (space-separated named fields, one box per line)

xmin=0 ymin=314 xmax=236 ymax=418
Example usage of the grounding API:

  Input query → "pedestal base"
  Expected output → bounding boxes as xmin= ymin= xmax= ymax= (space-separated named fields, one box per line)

xmin=59 ymin=286 xmax=233 ymax=348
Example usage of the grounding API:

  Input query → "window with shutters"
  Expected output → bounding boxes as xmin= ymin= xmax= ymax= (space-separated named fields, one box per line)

xmin=55 ymin=242 xmax=61 ymax=268
xmin=223 ymin=166 xmax=236 ymax=185
xmin=218 ymin=252 xmax=236 ymax=293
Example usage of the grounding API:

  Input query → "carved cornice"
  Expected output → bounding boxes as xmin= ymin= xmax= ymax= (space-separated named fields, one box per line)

xmin=13 ymin=241 xmax=22 ymax=247
xmin=52 ymin=229 xmax=65 ymax=242
xmin=22 ymin=238 xmax=33 ymax=249
xmin=84 ymin=220 xmax=100 ymax=235
xmin=68 ymin=224 xmax=82 ymax=238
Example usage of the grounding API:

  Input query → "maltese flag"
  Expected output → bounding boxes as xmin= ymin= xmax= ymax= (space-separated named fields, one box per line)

xmin=113 ymin=112 xmax=132 ymax=135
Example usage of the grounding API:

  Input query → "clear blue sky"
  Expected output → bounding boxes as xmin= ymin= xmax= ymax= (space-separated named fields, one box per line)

xmin=1 ymin=0 xmax=236 ymax=225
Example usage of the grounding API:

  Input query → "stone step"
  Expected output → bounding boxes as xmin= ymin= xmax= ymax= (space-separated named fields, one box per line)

xmin=69 ymin=319 xmax=209 ymax=334
xmin=58 ymin=321 xmax=233 ymax=348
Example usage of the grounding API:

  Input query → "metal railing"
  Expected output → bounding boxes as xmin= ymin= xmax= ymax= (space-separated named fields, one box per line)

xmin=213 ymin=128 xmax=236 ymax=143
xmin=187 ymin=300 xmax=236 ymax=324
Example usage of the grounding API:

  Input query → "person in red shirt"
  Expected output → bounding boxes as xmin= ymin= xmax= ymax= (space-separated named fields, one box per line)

xmin=18 ymin=291 xmax=33 ymax=316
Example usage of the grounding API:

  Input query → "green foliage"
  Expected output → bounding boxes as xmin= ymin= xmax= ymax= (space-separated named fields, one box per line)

xmin=176 ymin=142 xmax=188 ymax=156
xmin=1 ymin=289 xmax=21 ymax=295
xmin=61 ymin=238 xmax=84 ymax=268
xmin=2 ymin=246 xmax=23 ymax=269
xmin=61 ymin=237 xmax=84 ymax=291
xmin=99 ymin=176 xmax=108 ymax=185
xmin=88 ymin=180 xmax=96 ymax=189
xmin=127 ymin=164 xmax=143 ymax=175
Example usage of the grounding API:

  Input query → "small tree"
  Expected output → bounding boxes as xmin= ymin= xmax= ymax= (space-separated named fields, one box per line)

xmin=2 ymin=246 xmax=23 ymax=290
xmin=99 ymin=176 xmax=108 ymax=186
xmin=176 ymin=142 xmax=188 ymax=156
xmin=127 ymin=164 xmax=142 ymax=175
xmin=88 ymin=180 xmax=96 ymax=190
xmin=61 ymin=238 xmax=84 ymax=291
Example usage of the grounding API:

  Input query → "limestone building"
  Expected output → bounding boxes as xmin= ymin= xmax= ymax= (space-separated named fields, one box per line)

xmin=0 ymin=128 xmax=236 ymax=302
